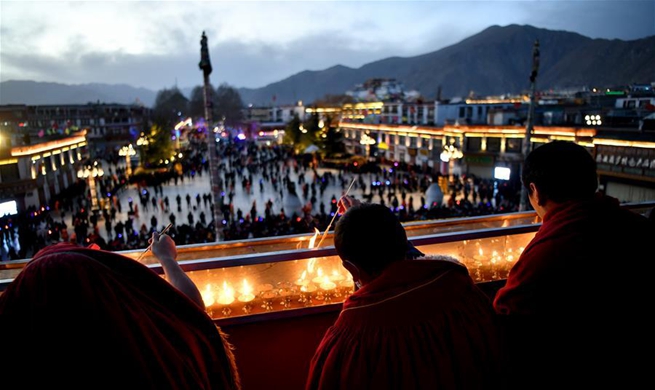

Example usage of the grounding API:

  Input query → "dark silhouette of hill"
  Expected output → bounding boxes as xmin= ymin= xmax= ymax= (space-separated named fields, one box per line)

xmin=238 ymin=24 xmax=655 ymax=105
xmin=0 ymin=80 xmax=156 ymax=106
xmin=2 ymin=25 xmax=653 ymax=107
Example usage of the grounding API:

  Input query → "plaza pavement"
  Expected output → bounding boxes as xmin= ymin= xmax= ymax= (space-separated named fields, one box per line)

xmin=50 ymin=161 xmax=432 ymax=244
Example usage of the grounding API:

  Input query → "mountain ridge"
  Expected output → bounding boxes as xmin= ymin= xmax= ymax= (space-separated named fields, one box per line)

xmin=1 ymin=24 xmax=653 ymax=107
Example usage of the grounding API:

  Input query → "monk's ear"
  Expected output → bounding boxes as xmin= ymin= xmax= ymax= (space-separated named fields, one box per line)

xmin=342 ymin=260 xmax=360 ymax=281
xmin=529 ymin=183 xmax=545 ymax=206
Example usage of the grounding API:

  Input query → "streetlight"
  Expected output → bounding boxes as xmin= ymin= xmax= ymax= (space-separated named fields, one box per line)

xmin=136 ymin=133 xmax=149 ymax=146
xmin=440 ymin=141 xmax=463 ymax=180
xmin=360 ymin=132 xmax=376 ymax=157
xmin=136 ymin=133 xmax=149 ymax=167
xmin=118 ymin=144 xmax=136 ymax=176
xmin=585 ymin=114 xmax=602 ymax=126
xmin=77 ymin=161 xmax=104 ymax=210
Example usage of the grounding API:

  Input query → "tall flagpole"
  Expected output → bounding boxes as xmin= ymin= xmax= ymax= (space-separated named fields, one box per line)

xmin=519 ymin=40 xmax=540 ymax=211
xmin=199 ymin=31 xmax=223 ymax=241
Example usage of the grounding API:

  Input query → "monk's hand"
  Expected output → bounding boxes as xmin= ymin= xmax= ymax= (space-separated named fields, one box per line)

xmin=151 ymin=232 xmax=177 ymax=265
xmin=338 ymin=195 xmax=361 ymax=214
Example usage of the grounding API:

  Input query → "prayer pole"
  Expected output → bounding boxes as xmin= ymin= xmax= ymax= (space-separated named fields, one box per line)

xmin=199 ymin=31 xmax=223 ymax=240
xmin=519 ymin=40 xmax=540 ymax=211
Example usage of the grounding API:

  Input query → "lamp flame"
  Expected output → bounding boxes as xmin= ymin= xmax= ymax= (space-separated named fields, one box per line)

xmin=308 ymin=228 xmax=320 ymax=249
xmin=241 ymin=279 xmax=253 ymax=295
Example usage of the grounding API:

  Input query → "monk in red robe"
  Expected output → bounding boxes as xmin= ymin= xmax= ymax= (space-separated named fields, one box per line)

xmin=0 ymin=233 xmax=240 ymax=389
xmin=494 ymin=141 xmax=655 ymax=389
xmin=306 ymin=200 xmax=504 ymax=390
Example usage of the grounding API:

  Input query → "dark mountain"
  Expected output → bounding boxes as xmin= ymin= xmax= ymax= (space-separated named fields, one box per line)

xmin=2 ymin=25 xmax=653 ymax=108
xmin=0 ymin=80 xmax=157 ymax=106
xmin=238 ymin=24 xmax=655 ymax=105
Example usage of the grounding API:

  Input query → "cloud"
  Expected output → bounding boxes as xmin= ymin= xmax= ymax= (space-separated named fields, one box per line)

xmin=517 ymin=0 xmax=655 ymax=40
xmin=1 ymin=0 xmax=653 ymax=91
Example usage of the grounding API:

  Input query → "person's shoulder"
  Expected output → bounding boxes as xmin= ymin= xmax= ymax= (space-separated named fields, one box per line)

xmin=416 ymin=255 xmax=468 ymax=271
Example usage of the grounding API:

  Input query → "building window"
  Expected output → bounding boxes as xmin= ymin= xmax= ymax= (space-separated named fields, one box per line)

xmin=466 ymin=137 xmax=482 ymax=152
xmin=505 ymin=138 xmax=522 ymax=153
xmin=409 ymin=137 xmax=417 ymax=148
xmin=388 ymin=134 xmax=395 ymax=144
xmin=487 ymin=137 xmax=501 ymax=152
xmin=398 ymin=135 xmax=406 ymax=146
xmin=0 ymin=163 xmax=19 ymax=181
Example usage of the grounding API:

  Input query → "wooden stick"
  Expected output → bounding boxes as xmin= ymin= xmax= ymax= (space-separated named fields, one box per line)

xmin=316 ymin=177 xmax=356 ymax=248
xmin=136 ymin=223 xmax=173 ymax=262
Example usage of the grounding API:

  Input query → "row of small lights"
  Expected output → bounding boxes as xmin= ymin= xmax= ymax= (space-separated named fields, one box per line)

xmin=585 ymin=115 xmax=602 ymax=126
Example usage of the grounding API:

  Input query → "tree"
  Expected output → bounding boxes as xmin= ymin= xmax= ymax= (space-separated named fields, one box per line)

xmin=152 ymin=87 xmax=189 ymax=128
xmin=319 ymin=116 xmax=345 ymax=156
xmin=283 ymin=112 xmax=323 ymax=154
xmin=188 ymin=85 xmax=218 ymax=120
xmin=140 ymin=124 xmax=174 ymax=167
xmin=283 ymin=114 xmax=302 ymax=147
xmin=215 ymin=83 xmax=244 ymax=127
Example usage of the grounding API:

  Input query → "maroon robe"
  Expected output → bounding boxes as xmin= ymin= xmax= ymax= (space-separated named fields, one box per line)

xmin=306 ymin=256 xmax=504 ymax=390
xmin=494 ymin=195 xmax=655 ymax=389
xmin=0 ymin=243 xmax=240 ymax=390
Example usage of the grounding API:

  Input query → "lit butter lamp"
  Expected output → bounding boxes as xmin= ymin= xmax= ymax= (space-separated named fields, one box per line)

xmin=217 ymin=281 xmax=235 ymax=317
xmin=238 ymin=279 xmax=255 ymax=314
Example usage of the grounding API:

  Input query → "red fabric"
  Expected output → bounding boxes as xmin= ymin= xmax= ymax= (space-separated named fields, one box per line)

xmin=0 ymin=243 xmax=240 ymax=390
xmin=306 ymin=257 xmax=504 ymax=390
xmin=493 ymin=195 xmax=655 ymax=389
xmin=494 ymin=194 xmax=652 ymax=315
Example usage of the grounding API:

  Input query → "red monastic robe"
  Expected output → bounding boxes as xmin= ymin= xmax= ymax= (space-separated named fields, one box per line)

xmin=0 ymin=243 xmax=240 ymax=390
xmin=306 ymin=256 xmax=504 ymax=390
xmin=494 ymin=195 xmax=655 ymax=389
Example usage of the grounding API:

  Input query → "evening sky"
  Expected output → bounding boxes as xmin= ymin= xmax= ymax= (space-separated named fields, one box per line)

xmin=1 ymin=0 xmax=653 ymax=90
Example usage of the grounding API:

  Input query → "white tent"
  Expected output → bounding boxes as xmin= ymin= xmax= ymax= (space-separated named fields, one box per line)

xmin=304 ymin=144 xmax=319 ymax=153
xmin=425 ymin=183 xmax=444 ymax=208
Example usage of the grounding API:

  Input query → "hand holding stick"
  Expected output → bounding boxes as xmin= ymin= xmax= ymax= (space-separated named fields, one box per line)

xmin=136 ymin=223 xmax=173 ymax=262
xmin=316 ymin=177 xmax=357 ymax=248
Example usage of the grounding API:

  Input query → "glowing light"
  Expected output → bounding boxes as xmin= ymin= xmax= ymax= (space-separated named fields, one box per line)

xmin=11 ymin=131 xmax=87 ymax=157
xmin=360 ymin=133 xmax=376 ymax=145
xmin=238 ymin=279 xmax=255 ymax=303
xmin=319 ymin=275 xmax=337 ymax=291
xmin=308 ymin=227 xmax=320 ymax=249
xmin=201 ymin=284 xmax=215 ymax=306
xmin=174 ymin=117 xmax=193 ymax=131
xmin=295 ymin=270 xmax=310 ymax=287
xmin=440 ymin=143 xmax=463 ymax=162
xmin=217 ymin=281 xmax=235 ymax=305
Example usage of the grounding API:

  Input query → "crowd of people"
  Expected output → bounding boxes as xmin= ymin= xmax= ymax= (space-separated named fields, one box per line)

xmin=1 ymin=140 xmax=522 ymax=261
xmin=1 ymin=141 xmax=652 ymax=389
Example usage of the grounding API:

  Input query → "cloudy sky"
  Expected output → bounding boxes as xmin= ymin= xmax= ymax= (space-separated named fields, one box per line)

xmin=1 ymin=0 xmax=653 ymax=91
